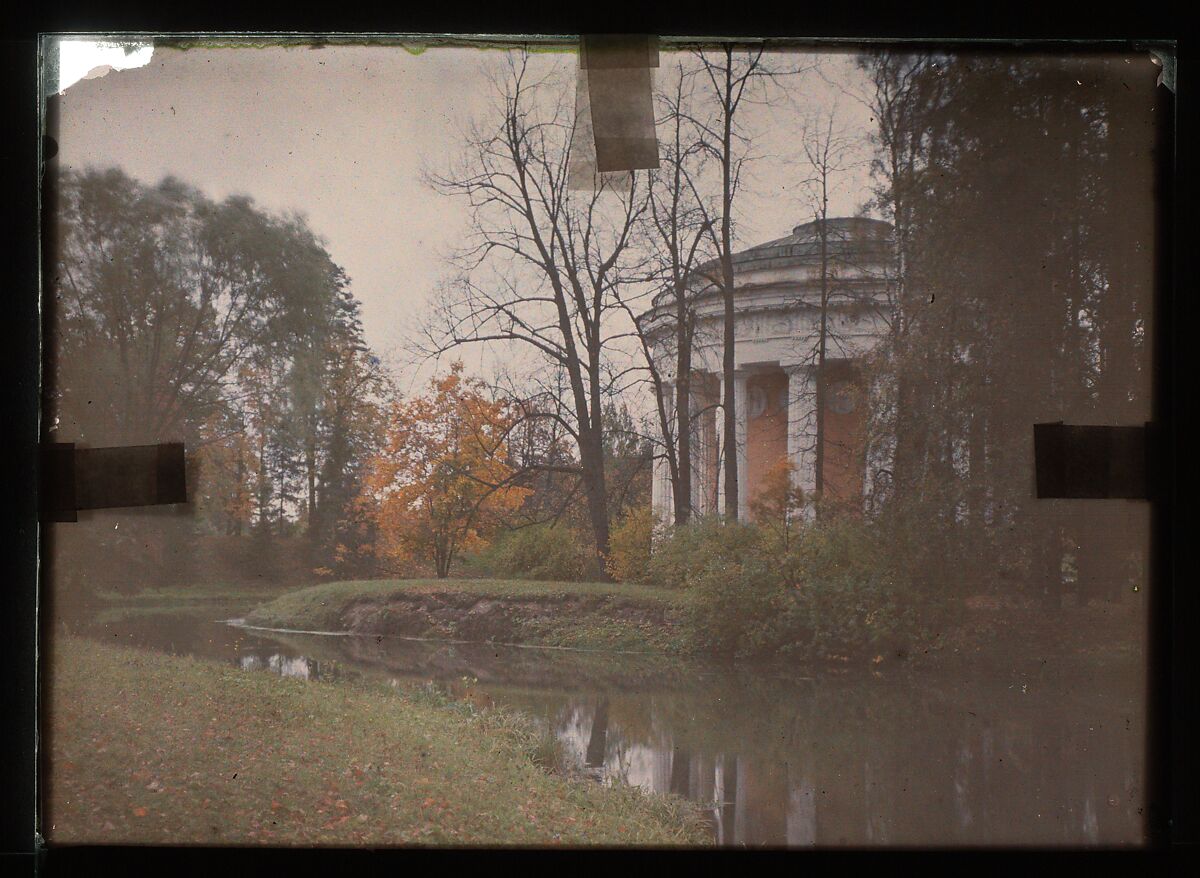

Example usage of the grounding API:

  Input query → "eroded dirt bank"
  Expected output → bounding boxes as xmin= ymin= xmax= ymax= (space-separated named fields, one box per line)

xmin=252 ymin=587 xmax=687 ymax=654
xmin=348 ymin=592 xmax=683 ymax=652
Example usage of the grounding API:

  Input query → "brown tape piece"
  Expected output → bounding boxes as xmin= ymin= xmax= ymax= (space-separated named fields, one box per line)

xmin=568 ymin=74 xmax=632 ymax=192
xmin=40 ymin=442 xmax=187 ymax=521
xmin=1033 ymin=423 xmax=1149 ymax=500
xmin=579 ymin=34 xmax=660 ymax=174
xmin=579 ymin=34 xmax=659 ymax=70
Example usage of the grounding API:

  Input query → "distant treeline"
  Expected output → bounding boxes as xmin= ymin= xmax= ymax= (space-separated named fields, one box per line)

xmin=46 ymin=167 xmax=650 ymax=593
xmin=48 ymin=167 xmax=389 ymax=591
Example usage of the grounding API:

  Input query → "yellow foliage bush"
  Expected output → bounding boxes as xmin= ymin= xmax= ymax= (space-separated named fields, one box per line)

xmin=606 ymin=506 xmax=659 ymax=583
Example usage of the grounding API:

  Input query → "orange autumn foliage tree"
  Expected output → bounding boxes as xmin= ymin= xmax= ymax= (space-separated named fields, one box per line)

xmin=362 ymin=363 xmax=527 ymax=578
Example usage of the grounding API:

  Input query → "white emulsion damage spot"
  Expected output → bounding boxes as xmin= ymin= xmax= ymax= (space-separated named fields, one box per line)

xmin=53 ymin=39 xmax=155 ymax=96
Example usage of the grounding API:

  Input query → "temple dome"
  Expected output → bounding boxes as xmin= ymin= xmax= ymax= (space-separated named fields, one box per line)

xmin=728 ymin=216 xmax=893 ymax=271
xmin=645 ymin=216 xmax=894 ymax=315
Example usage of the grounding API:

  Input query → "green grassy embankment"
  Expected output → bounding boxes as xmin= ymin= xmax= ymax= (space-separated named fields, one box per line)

xmin=87 ymin=581 xmax=306 ymax=625
xmin=243 ymin=579 xmax=691 ymax=654
xmin=45 ymin=636 xmax=709 ymax=846
xmin=241 ymin=578 xmax=1147 ymax=671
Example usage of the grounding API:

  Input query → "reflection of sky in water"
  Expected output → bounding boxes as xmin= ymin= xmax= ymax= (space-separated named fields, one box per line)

xmin=240 ymin=652 xmax=311 ymax=680
xmin=788 ymin=783 xmax=817 ymax=846
xmin=554 ymin=704 xmax=590 ymax=767
xmin=619 ymin=742 xmax=671 ymax=792
xmin=270 ymin=654 xmax=312 ymax=679
xmin=553 ymin=702 xmax=672 ymax=793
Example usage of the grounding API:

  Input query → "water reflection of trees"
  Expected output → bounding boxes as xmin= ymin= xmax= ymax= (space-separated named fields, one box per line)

xmin=550 ymin=674 xmax=1144 ymax=845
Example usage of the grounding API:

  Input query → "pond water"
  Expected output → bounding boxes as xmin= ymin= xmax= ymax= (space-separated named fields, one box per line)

xmin=77 ymin=613 xmax=1147 ymax=846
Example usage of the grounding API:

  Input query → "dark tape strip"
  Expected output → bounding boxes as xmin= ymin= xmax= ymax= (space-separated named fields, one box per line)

xmin=580 ymin=35 xmax=660 ymax=173
xmin=40 ymin=443 xmax=77 ymax=522
xmin=40 ymin=442 xmax=187 ymax=521
xmin=1033 ymin=423 xmax=1149 ymax=499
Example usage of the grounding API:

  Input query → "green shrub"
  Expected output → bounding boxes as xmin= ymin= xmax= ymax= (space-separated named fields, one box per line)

xmin=606 ymin=506 xmax=658 ymax=583
xmin=681 ymin=513 xmax=938 ymax=661
xmin=486 ymin=523 xmax=598 ymax=582
xmin=684 ymin=556 xmax=791 ymax=659
xmin=788 ymin=515 xmax=934 ymax=658
xmin=647 ymin=517 xmax=764 ymax=587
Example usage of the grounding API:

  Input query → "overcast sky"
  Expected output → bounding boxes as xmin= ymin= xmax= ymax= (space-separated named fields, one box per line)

xmin=53 ymin=42 xmax=877 ymax=392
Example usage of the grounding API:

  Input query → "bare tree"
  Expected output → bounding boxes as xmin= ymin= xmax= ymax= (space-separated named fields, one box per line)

xmin=419 ymin=52 xmax=646 ymax=572
xmin=684 ymin=46 xmax=805 ymax=520
xmin=791 ymin=104 xmax=864 ymax=503
xmin=624 ymin=62 xmax=718 ymax=526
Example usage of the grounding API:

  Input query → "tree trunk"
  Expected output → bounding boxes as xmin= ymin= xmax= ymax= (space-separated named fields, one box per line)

xmin=257 ymin=439 xmax=269 ymax=532
xmin=674 ymin=353 xmax=693 ymax=525
xmin=580 ymin=435 xmax=612 ymax=574
xmin=891 ymin=364 xmax=926 ymax=496
xmin=586 ymin=698 xmax=610 ymax=768
xmin=670 ymin=747 xmax=692 ymax=796
xmin=234 ymin=430 xmax=245 ymax=537
xmin=306 ymin=434 xmax=317 ymax=534
xmin=814 ymin=215 xmax=829 ymax=504
xmin=722 ymin=284 xmax=738 ymax=523
xmin=720 ymin=50 xmax=740 ymax=522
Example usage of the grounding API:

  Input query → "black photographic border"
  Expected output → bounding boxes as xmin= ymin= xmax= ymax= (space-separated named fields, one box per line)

xmin=1 ymin=4 xmax=1187 ymax=874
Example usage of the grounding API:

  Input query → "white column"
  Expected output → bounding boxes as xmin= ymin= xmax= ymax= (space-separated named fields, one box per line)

xmin=652 ymin=453 xmax=671 ymax=523
xmin=786 ymin=364 xmax=818 ymax=508
xmin=734 ymin=371 xmax=749 ymax=519
xmin=705 ymin=375 xmax=723 ymax=516
xmin=715 ymin=425 xmax=725 ymax=518
xmin=700 ymin=410 xmax=715 ymax=517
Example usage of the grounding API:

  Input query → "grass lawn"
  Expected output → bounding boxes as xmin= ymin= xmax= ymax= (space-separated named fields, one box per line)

xmin=244 ymin=578 xmax=691 ymax=654
xmin=45 ymin=637 xmax=710 ymax=846
xmin=87 ymin=581 xmax=306 ymax=625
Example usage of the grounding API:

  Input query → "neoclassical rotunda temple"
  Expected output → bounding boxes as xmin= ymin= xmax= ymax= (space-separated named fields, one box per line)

xmin=644 ymin=217 xmax=895 ymax=521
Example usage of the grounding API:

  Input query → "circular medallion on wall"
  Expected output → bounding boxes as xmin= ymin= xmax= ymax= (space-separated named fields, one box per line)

xmin=827 ymin=380 xmax=856 ymax=414
xmin=748 ymin=385 xmax=768 ymax=418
